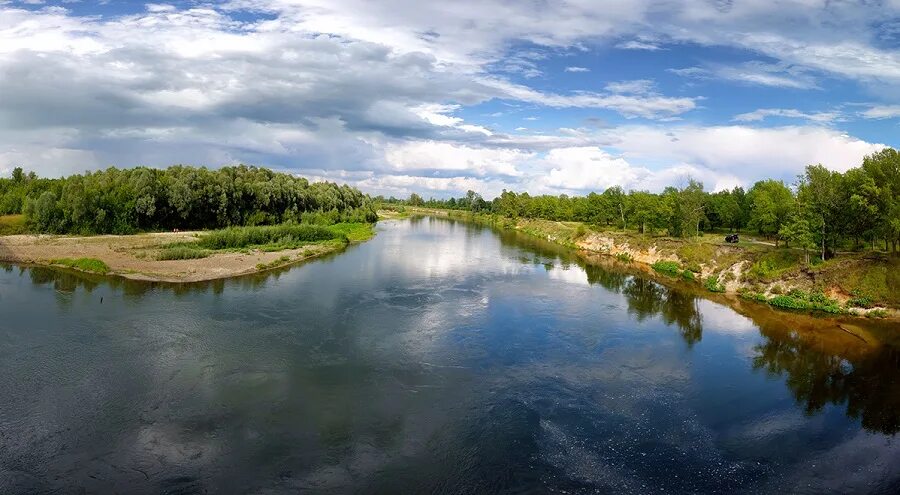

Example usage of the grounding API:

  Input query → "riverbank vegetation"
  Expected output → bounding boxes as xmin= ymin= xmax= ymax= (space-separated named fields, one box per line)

xmin=0 ymin=165 xmax=377 ymax=234
xmin=154 ymin=223 xmax=371 ymax=261
xmin=387 ymin=148 xmax=900 ymax=257
xmin=391 ymin=148 xmax=899 ymax=318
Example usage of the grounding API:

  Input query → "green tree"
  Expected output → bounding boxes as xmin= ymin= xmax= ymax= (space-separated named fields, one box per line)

xmin=747 ymin=179 xmax=794 ymax=246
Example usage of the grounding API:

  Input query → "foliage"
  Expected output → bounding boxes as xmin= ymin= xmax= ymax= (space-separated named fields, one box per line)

xmin=705 ymin=275 xmax=725 ymax=293
xmin=196 ymin=224 xmax=345 ymax=250
xmin=681 ymin=269 xmax=695 ymax=281
xmin=381 ymin=148 xmax=900 ymax=256
xmin=50 ymin=257 xmax=110 ymax=274
xmin=651 ymin=260 xmax=682 ymax=277
xmin=1 ymin=165 xmax=377 ymax=234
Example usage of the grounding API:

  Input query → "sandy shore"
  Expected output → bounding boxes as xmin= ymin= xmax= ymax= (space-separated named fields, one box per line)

xmin=0 ymin=231 xmax=342 ymax=283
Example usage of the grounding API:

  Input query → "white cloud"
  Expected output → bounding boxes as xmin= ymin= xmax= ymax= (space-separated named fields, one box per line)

xmin=564 ymin=66 xmax=590 ymax=73
xmin=615 ymin=39 xmax=663 ymax=51
xmin=861 ymin=105 xmax=900 ymax=119
xmin=733 ymin=108 xmax=839 ymax=124
xmin=669 ymin=62 xmax=819 ymax=90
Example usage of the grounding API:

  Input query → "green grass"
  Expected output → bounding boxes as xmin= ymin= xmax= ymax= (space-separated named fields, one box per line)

xmin=681 ymin=269 xmax=695 ymax=281
xmin=156 ymin=246 xmax=211 ymax=260
xmin=326 ymin=222 xmax=375 ymax=242
xmin=156 ymin=222 xmax=374 ymax=262
xmin=256 ymin=255 xmax=292 ymax=271
xmin=745 ymin=249 xmax=802 ymax=282
xmin=50 ymin=257 xmax=110 ymax=274
xmin=651 ymin=260 xmax=682 ymax=277
xmin=197 ymin=224 xmax=345 ymax=250
xmin=819 ymin=257 xmax=900 ymax=308
xmin=0 ymin=214 xmax=26 ymax=235
xmin=676 ymin=243 xmax=715 ymax=269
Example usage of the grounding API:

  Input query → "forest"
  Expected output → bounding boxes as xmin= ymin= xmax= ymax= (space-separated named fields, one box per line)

xmin=393 ymin=148 xmax=900 ymax=260
xmin=0 ymin=165 xmax=377 ymax=234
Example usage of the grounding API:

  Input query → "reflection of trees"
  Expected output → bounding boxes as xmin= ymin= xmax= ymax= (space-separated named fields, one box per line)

xmin=583 ymin=263 xmax=628 ymax=292
xmin=752 ymin=325 xmax=900 ymax=435
xmin=622 ymin=276 xmax=703 ymax=347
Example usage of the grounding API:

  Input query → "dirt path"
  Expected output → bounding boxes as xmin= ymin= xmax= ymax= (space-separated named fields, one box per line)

xmin=0 ymin=232 xmax=340 ymax=282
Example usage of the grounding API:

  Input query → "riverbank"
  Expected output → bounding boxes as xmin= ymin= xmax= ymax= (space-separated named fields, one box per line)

xmin=0 ymin=223 xmax=375 ymax=283
xmin=412 ymin=208 xmax=899 ymax=320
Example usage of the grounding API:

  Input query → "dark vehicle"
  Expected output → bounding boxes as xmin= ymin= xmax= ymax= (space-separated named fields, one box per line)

xmin=725 ymin=234 xmax=739 ymax=243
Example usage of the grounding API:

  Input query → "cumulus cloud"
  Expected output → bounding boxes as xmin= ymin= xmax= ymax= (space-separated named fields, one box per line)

xmin=0 ymin=0 xmax=897 ymax=198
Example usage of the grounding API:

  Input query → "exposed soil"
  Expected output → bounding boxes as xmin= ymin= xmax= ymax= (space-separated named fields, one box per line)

xmin=0 ymin=232 xmax=341 ymax=282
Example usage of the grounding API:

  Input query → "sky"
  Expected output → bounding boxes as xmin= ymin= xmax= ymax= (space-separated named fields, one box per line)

xmin=1 ymin=0 xmax=899 ymax=198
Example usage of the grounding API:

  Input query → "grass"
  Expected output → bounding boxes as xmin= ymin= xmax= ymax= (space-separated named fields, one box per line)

xmin=744 ymin=249 xmax=803 ymax=282
xmin=50 ymin=257 xmax=110 ymax=274
xmin=197 ymin=224 xmax=344 ymax=250
xmin=815 ymin=256 xmax=900 ymax=308
xmin=156 ymin=246 xmax=211 ymax=260
xmin=0 ymin=214 xmax=26 ymax=235
xmin=156 ymin=222 xmax=374 ymax=262
xmin=676 ymin=242 xmax=716 ymax=270
xmin=256 ymin=255 xmax=292 ymax=271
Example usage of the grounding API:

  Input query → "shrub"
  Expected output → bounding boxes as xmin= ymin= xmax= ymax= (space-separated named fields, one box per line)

xmin=705 ymin=276 xmax=725 ymax=293
xmin=651 ymin=261 xmax=682 ymax=277
xmin=681 ymin=269 xmax=695 ymax=281
xmin=867 ymin=309 xmax=888 ymax=318
xmin=769 ymin=295 xmax=808 ymax=310
xmin=847 ymin=296 xmax=874 ymax=309
xmin=770 ymin=284 xmax=784 ymax=295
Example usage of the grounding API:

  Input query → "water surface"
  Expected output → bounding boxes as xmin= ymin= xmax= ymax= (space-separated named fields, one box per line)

xmin=1 ymin=216 xmax=899 ymax=494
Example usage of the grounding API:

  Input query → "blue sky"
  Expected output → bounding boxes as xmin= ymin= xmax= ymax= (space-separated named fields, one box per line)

xmin=1 ymin=0 xmax=899 ymax=197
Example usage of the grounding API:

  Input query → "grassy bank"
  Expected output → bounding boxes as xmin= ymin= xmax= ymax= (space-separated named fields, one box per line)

xmin=50 ymin=257 xmax=110 ymax=274
xmin=1 ymin=221 xmax=376 ymax=283
xmin=411 ymin=208 xmax=897 ymax=319
xmin=155 ymin=222 xmax=372 ymax=261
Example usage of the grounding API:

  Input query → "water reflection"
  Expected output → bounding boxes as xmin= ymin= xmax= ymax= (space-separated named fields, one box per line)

xmin=2 ymin=218 xmax=899 ymax=494
xmin=752 ymin=320 xmax=900 ymax=435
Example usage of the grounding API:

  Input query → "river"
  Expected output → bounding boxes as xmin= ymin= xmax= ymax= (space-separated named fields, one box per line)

xmin=1 ymin=216 xmax=899 ymax=494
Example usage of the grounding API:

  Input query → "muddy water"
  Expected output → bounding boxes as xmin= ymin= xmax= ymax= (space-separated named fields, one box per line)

xmin=1 ymin=216 xmax=898 ymax=494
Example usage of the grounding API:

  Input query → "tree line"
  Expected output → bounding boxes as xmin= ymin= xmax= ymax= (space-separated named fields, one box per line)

xmin=0 ymin=165 xmax=377 ymax=234
xmin=389 ymin=148 xmax=900 ymax=259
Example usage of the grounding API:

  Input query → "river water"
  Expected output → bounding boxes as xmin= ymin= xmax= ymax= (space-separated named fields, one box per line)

xmin=1 ymin=216 xmax=899 ymax=494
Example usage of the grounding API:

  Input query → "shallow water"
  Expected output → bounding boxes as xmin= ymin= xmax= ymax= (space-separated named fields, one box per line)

xmin=1 ymin=216 xmax=899 ymax=494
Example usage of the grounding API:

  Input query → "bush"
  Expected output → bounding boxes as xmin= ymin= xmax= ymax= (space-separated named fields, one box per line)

xmin=705 ymin=276 xmax=725 ymax=293
xmin=847 ymin=296 xmax=874 ymax=309
xmin=651 ymin=261 xmax=681 ymax=277
xmin=681 ymin=269 xmax=695 ymax=281
xmin=769 ymin=295 xmax=808 ymax=310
